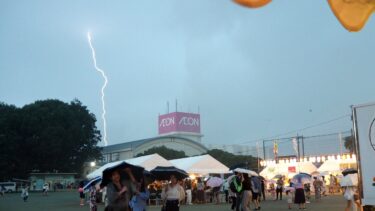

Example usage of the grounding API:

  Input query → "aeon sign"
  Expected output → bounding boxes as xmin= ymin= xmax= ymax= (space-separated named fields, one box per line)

xmin=158 ymin=112 xmax=201 ymax=134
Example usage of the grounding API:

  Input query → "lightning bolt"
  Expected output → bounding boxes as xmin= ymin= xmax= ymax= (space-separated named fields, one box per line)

xmin=87 ymin=32 xmax=108 ymax=146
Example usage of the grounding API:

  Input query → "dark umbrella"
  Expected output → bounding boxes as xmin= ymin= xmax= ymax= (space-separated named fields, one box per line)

xmin=100 ymin=161 xmax=144 ymax=187
xmin=143 ymin=170 xmax=156 ymax=185
xmin=150 ymin=166 xmax=189 ymax=180
xmin=342 ymin=168 xmax=358 ymax=176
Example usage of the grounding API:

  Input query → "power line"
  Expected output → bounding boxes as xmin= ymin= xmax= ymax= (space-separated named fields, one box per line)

xmin=215 ymin=130 xmax=351 ymax=156
xmin=230 ymin=114 xmax=351 ymax=146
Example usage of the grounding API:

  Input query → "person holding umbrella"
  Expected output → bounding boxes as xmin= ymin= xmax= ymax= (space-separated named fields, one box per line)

xmin=105 ymin=168 xmax=137 ymax=211
xmin=293 ymin=175 xmax=306 ymax=209
xmin=161 ymin=174 xmax=185 ymax=211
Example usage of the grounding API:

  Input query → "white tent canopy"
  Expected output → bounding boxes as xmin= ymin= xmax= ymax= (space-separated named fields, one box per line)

xmin=170 ymin=154 xmax=229 ymax=175
xmin=317 ymin=159 xmax=356 ymax=175
xmin=260 ymin=162 xmax=318 ymax=179
xmin=87 ymin=153 xmax=173 ymax=179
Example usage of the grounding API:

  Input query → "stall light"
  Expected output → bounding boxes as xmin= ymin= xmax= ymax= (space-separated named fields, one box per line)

xmin=189 ymin=174 xmax=196 ymax=180
xmin=310 ymin=157 xmax=316 ymax=163
xmin=304 ymin=157 xmax=308 ymax=162
xmin=352 ymin=154 xmax=356 ymax=160
xmin=317 ymin=157 xmax=321 ymax=162
xmin=322 ymin=156 xmax=326 ymax=162
xmin=337 ymin=154 xmax=341 ymax=161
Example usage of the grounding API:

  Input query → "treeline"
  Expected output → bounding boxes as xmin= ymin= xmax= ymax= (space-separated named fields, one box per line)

xmin=0 ymin=99 xmax=102 ymax=180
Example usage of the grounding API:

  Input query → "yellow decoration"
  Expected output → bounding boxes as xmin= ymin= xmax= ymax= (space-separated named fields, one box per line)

xmin=328 ymin=0 xmax=375 ymax=32
xmin=233 ymin=0 xmax=272 ymax=8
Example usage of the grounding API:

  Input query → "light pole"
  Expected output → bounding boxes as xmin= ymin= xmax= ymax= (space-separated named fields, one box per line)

xmin=90 ymin=161 xmax=96 ymax=173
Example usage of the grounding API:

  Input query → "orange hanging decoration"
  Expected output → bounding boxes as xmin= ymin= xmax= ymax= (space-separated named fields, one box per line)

xmin=328 ymin=0 xmax=375 ymax=32
xmin=233 ymin=0 xmax=272 ymax=8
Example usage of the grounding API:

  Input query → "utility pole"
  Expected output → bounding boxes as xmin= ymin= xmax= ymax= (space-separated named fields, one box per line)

xmin=297 ymin=135 xmax=300 ymax=161
xmin=257 ymin=142 xmax=260 ymax=173
xmin=301 ymin=136 xmax=305 ymax=158
xmin=263 ymin=140 xmax=266 ymax=160
xmin=339 ymin=132 xmax=343 ymax=155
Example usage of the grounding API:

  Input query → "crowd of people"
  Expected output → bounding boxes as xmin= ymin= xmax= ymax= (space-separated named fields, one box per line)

xmin=76 ymin=169 xmax=362 ymax=211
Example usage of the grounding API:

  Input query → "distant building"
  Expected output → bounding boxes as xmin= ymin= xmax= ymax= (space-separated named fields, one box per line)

xmin=101 ymin=112 xmax=207 ymax=163
xmin=29 ymin=173 xmax=76 ymax=191
xmin=208 ymin=144 xmax=260 ymax=157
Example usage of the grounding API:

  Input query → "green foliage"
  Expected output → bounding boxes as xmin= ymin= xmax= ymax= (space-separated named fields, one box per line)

xmin=344 ymin=135 xmax=356 ymax=153
xmin=207 ymin=149 xmax=258 ymax=170
xmin=136 ymin=146 xmax=187 ymax=160
xmin=0 ymin=99 xmax=102 ymax=180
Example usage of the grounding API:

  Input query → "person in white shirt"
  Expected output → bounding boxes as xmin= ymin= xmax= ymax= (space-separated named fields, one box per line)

xmin=43 ymin=183 xmax=49 ymax=196
xmin=161 ymin=175 xmax=185 ymax=211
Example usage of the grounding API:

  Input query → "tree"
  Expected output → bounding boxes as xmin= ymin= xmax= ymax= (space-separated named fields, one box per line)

xmin=0 ymin=99 xmax=102 ymax=180
xmin=207 ymin=149 xmax=258 ymax=171
xmin=136 ymin=146 xmax=187 ymax=160
xmin=344 ymin=135 xmax=356 ymax=154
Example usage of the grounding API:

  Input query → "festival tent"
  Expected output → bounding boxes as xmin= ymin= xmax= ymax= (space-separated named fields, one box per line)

xmin=170 ymin=154 xmax=230 ymax=175
xmin=260 ymin=162 xmax=317 ymax=179
xmin=317 ymin=159 xmax=356 ymax=175
xmin=87 ymin=154 xmax=173 ymax=179
xmin=125 ymin=154 xmax=173 ymax=171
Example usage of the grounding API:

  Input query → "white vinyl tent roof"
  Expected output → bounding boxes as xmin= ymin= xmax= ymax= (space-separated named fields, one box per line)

xmin=260 ymin=162 xmax=318 ymax=179
xmin=317 ymin=159 xmax=356 ymax=174
xmin=87 ymin=153 xmax=173 ymax=179
xmin=170 ymin=154 xmax=229 ymax=175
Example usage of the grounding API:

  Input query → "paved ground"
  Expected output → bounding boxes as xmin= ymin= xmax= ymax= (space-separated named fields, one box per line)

xmin=0 ymin=190 xmax=347 ymax=211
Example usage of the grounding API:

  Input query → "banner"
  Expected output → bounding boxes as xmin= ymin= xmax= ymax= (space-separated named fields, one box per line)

xmin=158 ymin=112 xmax=201 ymax=134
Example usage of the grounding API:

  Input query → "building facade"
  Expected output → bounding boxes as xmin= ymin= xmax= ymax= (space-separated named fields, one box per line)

xmin=101 ymin=112 xmax=207 ymax=163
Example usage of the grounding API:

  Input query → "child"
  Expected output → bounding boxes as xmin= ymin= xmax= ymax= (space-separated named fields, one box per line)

xmin=286 ymin=190 xmax=293 ymax=209
xmin=89 ymin=185 xmax=97 ymax=211
xmin=269 ymin=183 xmax=276 ymax=199
xmin=304 ymin=183 xmax=311 ymax=203
xmin=21 ymin=185 xmax=29 ymax=202
xmin=78 ymin=185 xmax=85 ymax=206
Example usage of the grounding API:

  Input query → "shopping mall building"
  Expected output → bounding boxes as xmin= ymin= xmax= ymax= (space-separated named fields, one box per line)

xmin=101 ymin=112 xmax=208 ymax=163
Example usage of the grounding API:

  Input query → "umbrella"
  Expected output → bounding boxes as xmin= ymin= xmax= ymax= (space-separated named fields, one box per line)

xmin=311 ymin=171 xmax=320 ymax=176
xmin=83 ymin=176 xmax=101 ymax=193
xmin=319 ymin=171 xmax=330 ymax=176
xmin=100 ymin=161 xmax=144 ymax=187
xmin=273 ymin=174 xmax=283 ymax=179
xmin=267 ymin=179 xmax=276 ymax=184
xmin=206 ymin=177 xmax=224 ymax=188
xmin=340 ymin=173 xmax=358 ymax=187
xmin=233 ymin=168 xmax=258 ymax=176
xmin=226 ymin=175 xmax=236 ymax=183
xmin=292 ymin=173 xmax=312 ymax=184
xmin=342 ymin=168 xmax=358 ymax=176
xmin=150 ymin=166 xmax=188 ymax=180
xmin=284 ymin=186 xmax=295 ymax=192
xmin=143 ymin=170 xmax=156 ymax=185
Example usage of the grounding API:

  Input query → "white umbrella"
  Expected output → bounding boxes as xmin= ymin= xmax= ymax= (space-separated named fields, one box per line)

xmin=206 ymin=177 xmax=224 ymax=188
xmin=227 ymin=175 xmax=236 ymax=183
xmin=233 ymin=168 xmax=258 ymax=176
xmin=319 ymin=171 xmax=330 ymax=176
xmin=340 ymin=173 xmax=358 ymax=187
